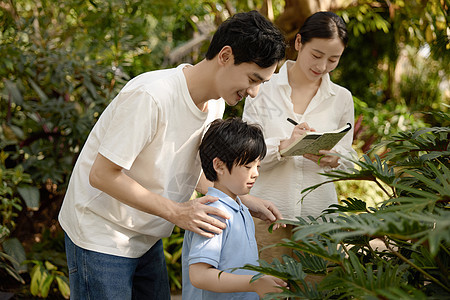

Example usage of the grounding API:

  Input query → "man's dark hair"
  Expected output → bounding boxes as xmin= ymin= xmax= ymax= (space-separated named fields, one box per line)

xmin=298 ymin=11 xmax=348 ymax=47
xmin=200 ymin=117 xmax=266 ymax=182
xmin=205 ymin=10 xmax=286 ymax=68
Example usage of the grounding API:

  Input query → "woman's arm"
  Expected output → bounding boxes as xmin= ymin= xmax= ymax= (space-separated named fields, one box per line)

xmin=303 ymin=92 xmax=357 ymax=170
xmin=189 ymin=263 xmax=286 ymax=297
xmin=332 ymin=93 xmax=357 ymax=170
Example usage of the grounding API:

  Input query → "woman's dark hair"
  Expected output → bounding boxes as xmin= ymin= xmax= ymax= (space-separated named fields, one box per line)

xmin=298 ymin=11 xmax=348 ymax=46
xmin=200 ymin=117 xmax=266 ymax=182
xmin=205 ymin=10 xmax=286 ymax=68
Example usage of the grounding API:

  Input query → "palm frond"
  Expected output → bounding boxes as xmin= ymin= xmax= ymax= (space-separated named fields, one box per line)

xmin=320 ymin=252 xmax=427 ymax=299
xmin=385 ymin=162 xmax=450 ymax=211
xmin=302 ymin=154 xmax=396 ymax=200
xmin=238 ymin=113 xmax=450 ymax=298
xmin=269 ymin=236 xmax=346 ymax=266
xmin=322 ymin=197 xmax=370 ymax=214
xmin=374 ymin=126 xmax=450 ymax=164
xmin=293 ymin=251 xmax=328 ymax=274
xmin=239 ymin=256 xmax=305 ymax=282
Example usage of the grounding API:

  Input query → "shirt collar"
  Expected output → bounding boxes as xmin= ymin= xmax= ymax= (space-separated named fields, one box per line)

xmin=277 ymin=60 xmax=291 ymax=87
xmin=207 ymin=187 xmax=242 ymax=212
xmin=277 ymin=60 xmax=336 ymax=98
xmin=318 ymin=72 xmax=336 ymax=98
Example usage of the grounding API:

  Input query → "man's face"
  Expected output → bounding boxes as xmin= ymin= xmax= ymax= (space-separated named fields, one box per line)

xmin=218 ymin=60 xmax=277 ymax=106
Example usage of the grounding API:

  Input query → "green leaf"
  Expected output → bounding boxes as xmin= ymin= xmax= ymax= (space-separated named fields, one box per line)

xmin=2 ymin=238 xmax=27 ymax=273
xmin=323 ymin=197 xmax=368 ymax=214
xmin=44 ymin=260 xmax=58 ymax=271
xmin=28 ymin=77 xmax=49 ymax=102
xmin=0 ymin=261 xmax=25 ymax=284
xmin=40 ymin=273 xmax=55 ymax=298
xmin=17 ymin=186 xmax=40 ymax=210
xmin=293 ymin=251 xmax=327 ymax=273
xmin=30 ymin=264 xmax=42 ymax=296
xmin=55 ymin=275 xmax=71 ymax=299
xmin=4 ymin=79 xmax=23 ymax=105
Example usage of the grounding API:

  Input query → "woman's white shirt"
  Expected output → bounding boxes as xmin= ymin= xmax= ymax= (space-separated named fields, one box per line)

xmin=243 ymin=60 xmax=356 ymax=220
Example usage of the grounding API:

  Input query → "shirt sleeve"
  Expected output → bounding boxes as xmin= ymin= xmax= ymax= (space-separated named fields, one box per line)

xmin=98 ymin=89 xmax=160 ymax=170
xmin=332 ymin=90 xmax=357 ymax=171
xmin=243 ymin=98 xmax=288 ymax=171
xmin=186 ymin=219 xmax=229 ymax=268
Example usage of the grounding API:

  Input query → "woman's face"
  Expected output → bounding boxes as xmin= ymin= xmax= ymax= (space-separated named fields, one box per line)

xmin=294 ymin=34 xmax=345 ymax=82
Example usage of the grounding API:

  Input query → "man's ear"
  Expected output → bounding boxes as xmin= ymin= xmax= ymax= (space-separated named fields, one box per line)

xmin=217 ymin=46 xmax=233 ymax=66
xmin=213 ymin=157 xmax=225 ymax=175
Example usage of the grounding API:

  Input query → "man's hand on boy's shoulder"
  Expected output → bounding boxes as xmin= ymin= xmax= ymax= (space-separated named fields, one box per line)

xmin=173 ymin=196 xmax=230 ymax=238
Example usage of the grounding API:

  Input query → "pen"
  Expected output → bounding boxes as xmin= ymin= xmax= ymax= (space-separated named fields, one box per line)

xmin=287 ymin=118 xmax=298 ymax=126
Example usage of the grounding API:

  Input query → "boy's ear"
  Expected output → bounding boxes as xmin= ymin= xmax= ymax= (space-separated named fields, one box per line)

xmin=217 ymin=46 xmax=233 ymax=66
xmin=212 ymin=157 xmax=225 ymax=175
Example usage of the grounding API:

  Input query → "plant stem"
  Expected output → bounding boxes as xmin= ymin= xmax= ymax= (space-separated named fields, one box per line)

xmin=374 ymin=178 xmax=392 ymax=198
xmin=366 ymin=239 xmax=386 ymax=263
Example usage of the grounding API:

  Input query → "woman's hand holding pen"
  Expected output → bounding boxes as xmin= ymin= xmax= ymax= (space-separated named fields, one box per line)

xmin=284 ymin=118 xmax=340 ymax=168
xmin=279 ymin=119 xmax=316 ymax=151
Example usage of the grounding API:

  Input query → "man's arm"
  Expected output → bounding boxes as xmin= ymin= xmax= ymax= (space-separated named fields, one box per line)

xmin=89 ymin=153 xmax=230 ymax=238
xmin=240 ymin=193 xmax=282 ymax=223
xmin=189 ymin=263 xmax=286 ymax=297
xmin=196 ymin=173 xmax=283 ymax=224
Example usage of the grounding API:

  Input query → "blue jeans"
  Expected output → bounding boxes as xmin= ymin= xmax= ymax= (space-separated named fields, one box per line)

xmin=64 ymin=233 xmax=170 ymax=300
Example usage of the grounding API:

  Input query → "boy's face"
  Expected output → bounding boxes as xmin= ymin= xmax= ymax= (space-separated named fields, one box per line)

xmin=217 ymin=53 xmax=277 ymax=106
xmin=215 ymin=159 xmax=261 ymax=200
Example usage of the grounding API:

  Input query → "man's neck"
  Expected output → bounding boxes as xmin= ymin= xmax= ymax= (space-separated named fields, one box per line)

xmin=183 ymin=59 xmax=220 ymax=110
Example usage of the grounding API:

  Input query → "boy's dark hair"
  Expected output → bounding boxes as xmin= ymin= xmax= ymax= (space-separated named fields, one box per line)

xmin=200 ymin=118 xmax=266 ymax=182
xmin=298 ymin=11 xmax=348 ymax=47
xmin=205 ymin=10 xmax=286 ymax=68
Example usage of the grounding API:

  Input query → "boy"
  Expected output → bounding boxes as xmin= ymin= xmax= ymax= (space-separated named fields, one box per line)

xmin=182 ymin=118 xmax=287 ymax=299
xmin=58 ymin=10 xmax=286 ymax=299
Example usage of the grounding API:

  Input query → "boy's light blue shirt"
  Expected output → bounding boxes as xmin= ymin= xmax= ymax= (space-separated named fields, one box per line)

xmin=182 ymin=187 xmax=259 ymax=300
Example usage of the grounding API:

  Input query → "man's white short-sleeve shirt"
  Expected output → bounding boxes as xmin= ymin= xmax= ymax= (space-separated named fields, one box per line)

xmin=59 ymin=65 xmax=225 ymax=258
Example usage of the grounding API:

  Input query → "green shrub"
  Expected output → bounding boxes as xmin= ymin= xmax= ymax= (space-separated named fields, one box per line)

xmin=163 ymin=226 xmax=185 ymax=292
xmin=239 ymin=111 xmax=450 ymax=299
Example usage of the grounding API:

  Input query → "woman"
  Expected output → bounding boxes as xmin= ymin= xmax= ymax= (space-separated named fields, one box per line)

xmin=243 ymin=11 xmax=357 ymax=262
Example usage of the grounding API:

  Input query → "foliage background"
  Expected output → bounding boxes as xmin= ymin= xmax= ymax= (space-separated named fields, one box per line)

xmin=0 ymin=0 xmax=448 ymax=298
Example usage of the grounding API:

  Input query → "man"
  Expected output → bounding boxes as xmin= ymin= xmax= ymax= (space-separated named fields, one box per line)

xmin=59 ymin=10 xmax=286 ymax=299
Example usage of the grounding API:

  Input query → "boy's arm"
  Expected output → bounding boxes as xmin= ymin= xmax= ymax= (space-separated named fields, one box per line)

xmin=189 ymin=263 xmax=286 ymax=297
xmin=89 ymin=153 xmax=230 ymax=238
